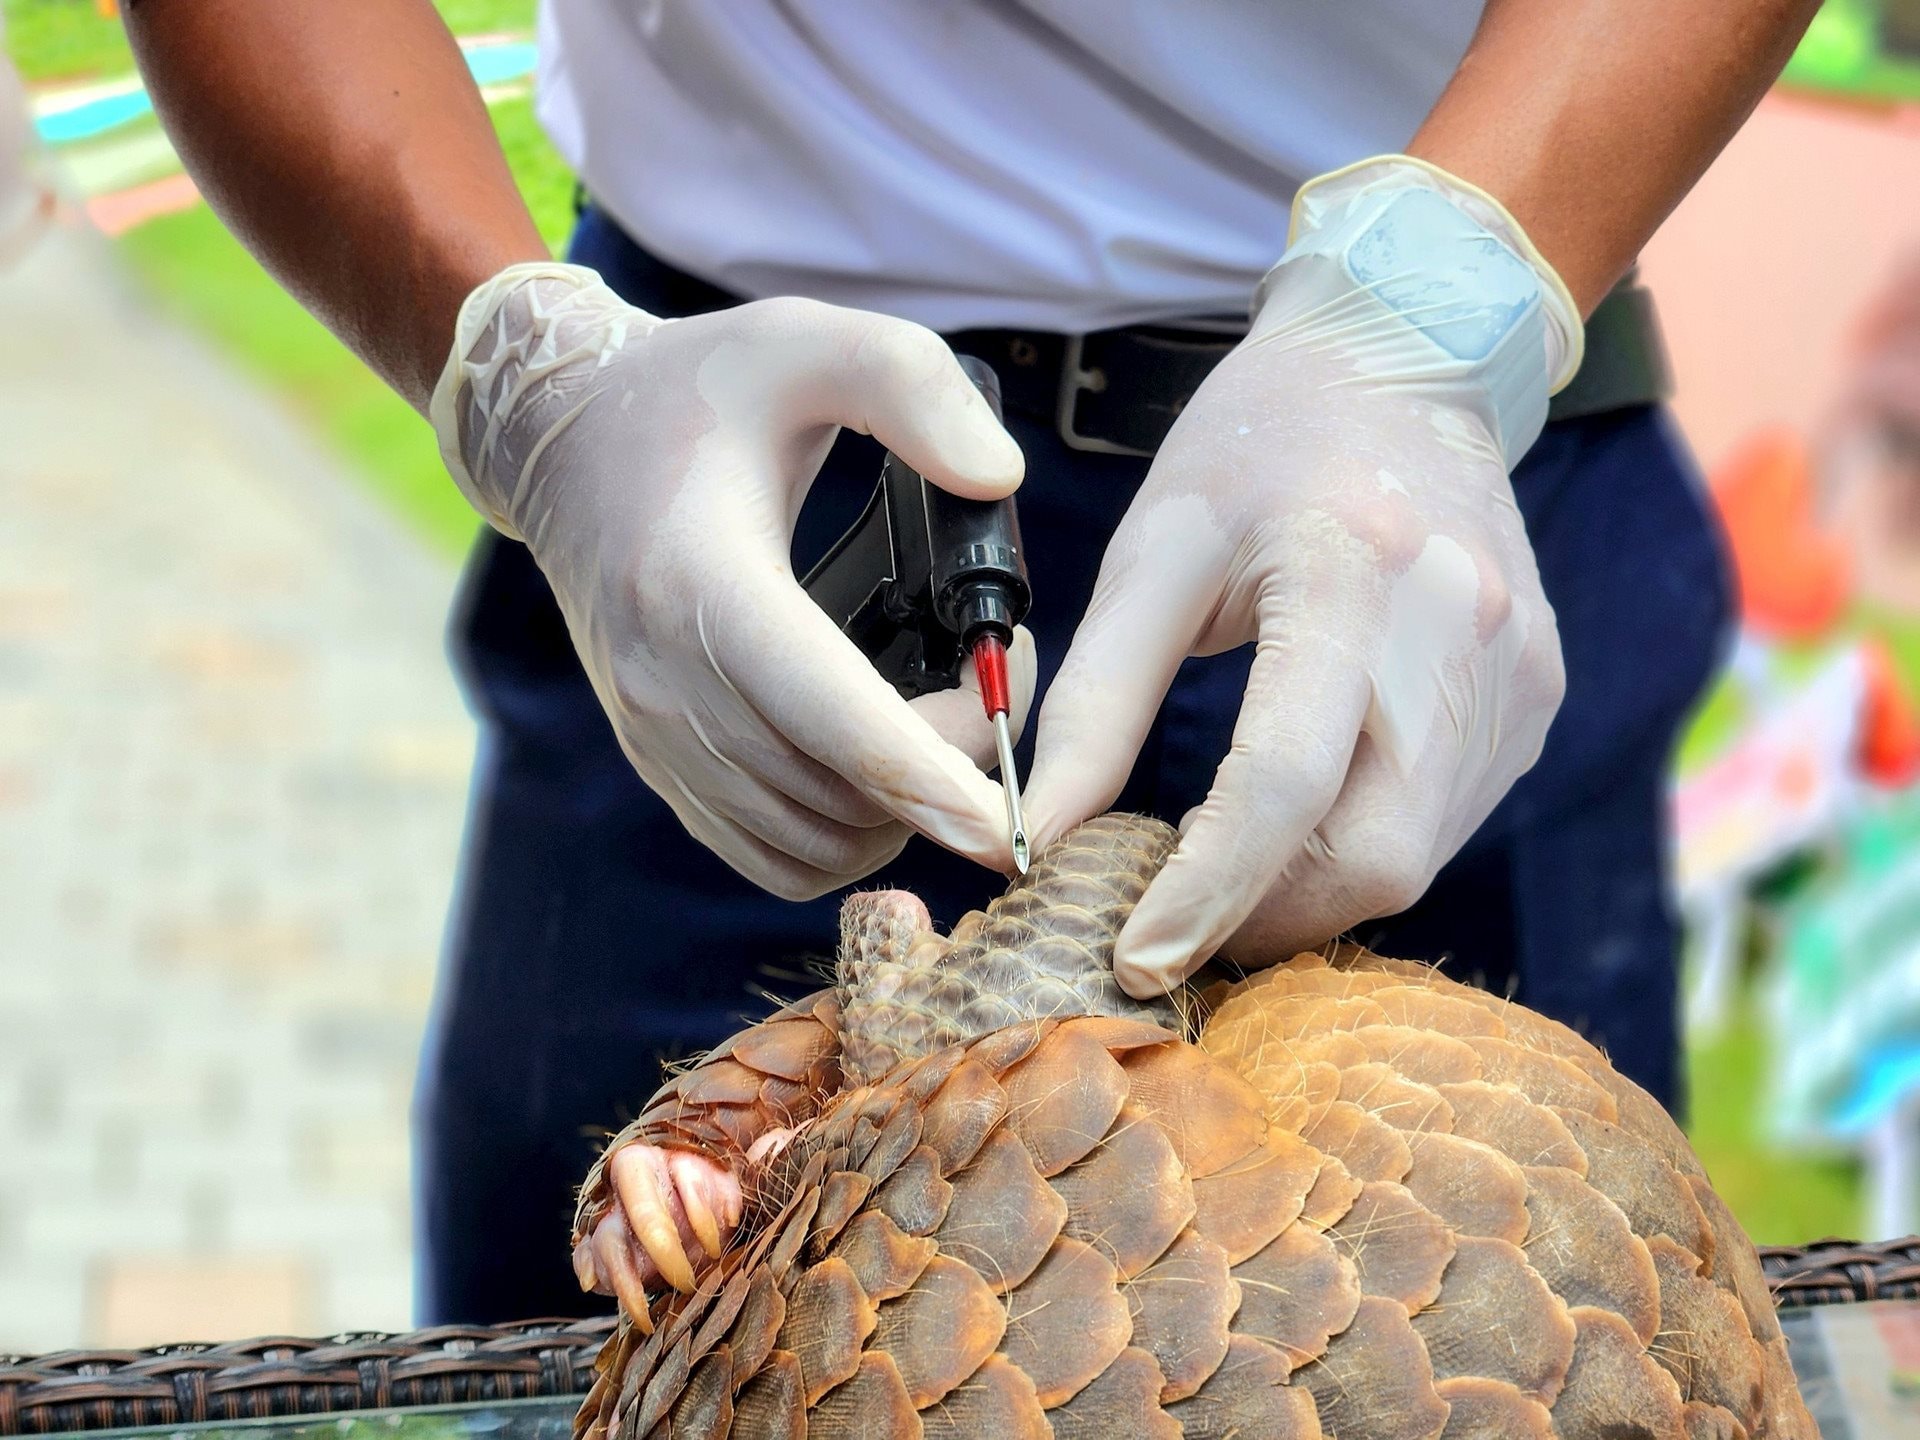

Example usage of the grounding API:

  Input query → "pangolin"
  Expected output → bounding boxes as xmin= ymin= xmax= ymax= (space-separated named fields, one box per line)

xmin=570 ymin=814 xmax=1816 ymax=1439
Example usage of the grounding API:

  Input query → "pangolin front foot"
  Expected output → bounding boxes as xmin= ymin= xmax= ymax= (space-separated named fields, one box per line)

xmin=573 ymin=1144 xmax=745 ymax=1329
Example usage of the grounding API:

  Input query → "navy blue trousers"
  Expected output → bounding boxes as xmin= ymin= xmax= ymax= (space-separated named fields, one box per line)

xmin=412 ymin=208 xmax=1732 ymax=1323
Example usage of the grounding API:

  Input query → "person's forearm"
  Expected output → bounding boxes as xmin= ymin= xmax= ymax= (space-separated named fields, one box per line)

xmin=1409 ymin=0 xmax=1818 ymax=315
xmin=125 ymin=0 xmax=549 ymax=410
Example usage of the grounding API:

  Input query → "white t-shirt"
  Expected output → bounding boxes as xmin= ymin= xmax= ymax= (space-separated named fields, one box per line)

xmin=536 ymin=1 xmax=1485 ymax=333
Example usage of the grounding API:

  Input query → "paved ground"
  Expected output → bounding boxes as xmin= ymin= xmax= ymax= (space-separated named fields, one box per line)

xmin=0 ymin=218 xmax=476 ymax=1353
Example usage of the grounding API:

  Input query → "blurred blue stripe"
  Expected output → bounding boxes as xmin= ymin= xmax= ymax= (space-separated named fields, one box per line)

xmin=35 ymin=40 xmax=538 ymax=146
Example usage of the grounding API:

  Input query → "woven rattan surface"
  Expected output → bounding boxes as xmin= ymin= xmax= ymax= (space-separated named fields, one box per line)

xmin=0 ymin=1318 xmax=616 ymax=1436
xmin=1761 ymin=1233 xmax=1920 ymax=1309
xmin=2 ymin=1236 xmax=1916 ymax=1434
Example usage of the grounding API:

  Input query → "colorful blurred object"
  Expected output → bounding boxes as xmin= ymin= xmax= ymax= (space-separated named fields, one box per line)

xmin=1671 ymin=199 xmax=1920 ymax=1237
xmin=1710 ymin=428 xmax=1852 ymax=640
xmin=1784 ymin=0 xmax=1920 ymax=104
xmin=1768 ymin=789 xmax=1920 ymax=1235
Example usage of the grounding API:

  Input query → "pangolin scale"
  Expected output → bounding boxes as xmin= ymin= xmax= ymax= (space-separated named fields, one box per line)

xmin=572 ymin=814 xmax=1815 ymax=1438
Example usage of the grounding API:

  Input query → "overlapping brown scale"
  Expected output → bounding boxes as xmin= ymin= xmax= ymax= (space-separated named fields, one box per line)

xmin=1686 ymin=1175 xmax=1783 ymax=1345
xmin=1520 ymin=1164 xmax=1660 ymax=1344
xmin=1401 ymin=1132 xmax=1530 ymax=1243
xmin=929 ymin=1126 xmax=1065 ymax=1293
xmin=773 ymin=1256 xmax=877 ymax=1405
xmin=1303 ymin=1098 xmax=1414 ymax=1182
xmin=1411 ymin=1235 xmax=1576 ymax=1404
xmin=807 ymin=1350 xmax=921 ymax=1434
xmin=720 ymin=1269 xmax=786 ymax=1381
xmin=1550 ymin=1305 xmax=1685 ymax=1438
xmin=1245 ymin=1059 xmax=1343 ymax=1134
xmin=633 ymin=1331 xmax=694 ymax=1437
xmin=1366 ymin=985 xmax=1509 ymax=1037
xmin=1646 ymin=1237 xmax=1764 ymax=1432
xmin=1757 ymin=1336 xmax=1821 ymax=1438
xmin=916 ymin=1353 xmax=1049 ymax=1440
xmin=730 ymin=1012 xmax=844 ymax=1081
xmin=1442 ymin=986 xmax=1608 ymax=1067
xmin=1125 ymin=1227 xmax=1238 ymax=1400
xmin=1189 ymin=1129 xmax=1321 ymax=1262
xmin=999 ymin=1022 xmax=1131 ymax=1176
xmin=1555 ymin=1108 xmax=1716 ymax=1266
xmin=1056 ymin=1015 xmax=1182 ymax=1053
xmin=1120 ymin=1041 xmax=1272 ymax=1177
xmin=1048 ymin=1347 xmax=1181 ymax=1439
xmin=1337 ymin=1062 xmax=1456 ymax=1132
xmin=1681 ymin=1400 xmax=1745 ymax=1439
xmin=872 ymin=1145 xmax=955 ymax=1237
xmin=808 ymin=1169 xmax=875 ymax=1255
xmin=667 ymin=1346 xmax=732 ymax=1439
xmin=1297 ymin=1294 xmax=1449 ymax=1440
xmin=1325 ymin=943 xmax=1435 ymax=978
xmin=1327 ymin=1181 xmax=1456 ymax=1312
xmin=830 ymin=1209 xmax=936 ymax=1303
xmin=1208 ymin=990 xmax=1388 ymax=1051
xmin=1434 ymin=1376 xmax=1554 ymax=1438
xmin=855 ymin=1099 xmax=926 ymax=1188
xmin=1438 ymin=1081 xmax=1587 ymax=1173
xmin=917 ymin=1060 xmax=1008 ymax=1173
xmin=961 ymin=1018 xmax=1052 ymax=1074
xmin=1605 ymin=1074 xmax=1709 ymax=1180
xmin=673 ymin=1058 xmax=772 ymax=1107
xmin=572 ymin=817 xmax=1814 ymax=1440
xmin=1163 ymin=1335 xmax=1321 ymax=1440
xmin=1468 ymin=1036 xmax=1619 ymax=1119
xmin=765 ymin=1172 xmax=826 ymax=1277
xmin=1052 ymin=1103 xmax=1195 ymax=1278
xmin=1346 ymin=1025 xmax=1485 ymax=1085
xmin=866 ymin=1253 xmax=1006 ymax=1407
xmin=1230 ymin=1218 xmax=1361 ymax=1371
xmin=729 ymin=1349 xmax=804 ymax=1439
xmin=999 ymin=1234 xmax=1133 ymax=1406
xmin=1274 ymin=1030 xmax=1371 ymax=1071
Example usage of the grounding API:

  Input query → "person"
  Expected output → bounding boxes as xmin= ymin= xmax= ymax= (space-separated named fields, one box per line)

xmin=123 ymin=0 xmax=1818 ymax=1322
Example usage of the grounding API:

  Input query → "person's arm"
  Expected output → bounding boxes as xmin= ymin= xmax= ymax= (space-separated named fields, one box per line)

xmin=125 ymin=1 xmax=1035 ymax=898
xmin=124 ymin=0 xmax=548 ymax=411
xmin=1410 ymin=0 xmax=1817 ymax=314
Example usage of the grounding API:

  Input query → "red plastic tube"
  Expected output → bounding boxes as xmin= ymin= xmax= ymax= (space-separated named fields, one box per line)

xmin=972 ymin=633 xmax=1012 ymax=718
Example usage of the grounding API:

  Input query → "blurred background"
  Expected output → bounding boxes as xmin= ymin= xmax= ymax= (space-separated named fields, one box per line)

xmin=3 ymin=0 xmax=1920 ymax=1357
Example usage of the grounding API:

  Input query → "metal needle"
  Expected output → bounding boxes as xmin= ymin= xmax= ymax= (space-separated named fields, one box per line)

xmin=992 ymin=710 xmax=1030 ymax=874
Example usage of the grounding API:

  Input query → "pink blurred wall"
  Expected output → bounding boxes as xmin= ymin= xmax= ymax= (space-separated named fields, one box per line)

xmin=1641 ymin=92 xmax=1920 ymax=474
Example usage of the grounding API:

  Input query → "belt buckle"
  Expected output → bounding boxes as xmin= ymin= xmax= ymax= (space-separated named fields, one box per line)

xmin=1056 ymin=331 xmax=1155 ymax=458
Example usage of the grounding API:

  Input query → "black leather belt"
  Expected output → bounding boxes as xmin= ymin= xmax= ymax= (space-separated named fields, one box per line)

xmin=950 ymin=268 xmax=1673 ymax=458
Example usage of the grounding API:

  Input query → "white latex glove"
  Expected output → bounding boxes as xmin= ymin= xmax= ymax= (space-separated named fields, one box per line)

xmin=1025 ymin=156 xmax=1585 ymax=996
xmin=431 ymin=265 xmax=1034 ymax=899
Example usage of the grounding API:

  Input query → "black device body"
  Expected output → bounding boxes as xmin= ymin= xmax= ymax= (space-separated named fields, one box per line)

xmin=801 ymin=355 xmax=1032 ymax=698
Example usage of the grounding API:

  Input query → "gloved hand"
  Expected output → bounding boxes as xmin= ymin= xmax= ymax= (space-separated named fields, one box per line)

xmin=1025 ymin=156 xmax=1584 ymax=996
xmin=431 ymin=265 xmax=1034 ymax=899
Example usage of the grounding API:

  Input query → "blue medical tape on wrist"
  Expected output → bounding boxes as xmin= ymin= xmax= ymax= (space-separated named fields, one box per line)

xmin=1269 ymin=184 xmax=1553 ymax=465
xmin=1346 ymin=189 xmax=1540 ymax=363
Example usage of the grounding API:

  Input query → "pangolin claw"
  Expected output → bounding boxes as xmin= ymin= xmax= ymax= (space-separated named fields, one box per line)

xmin=614 ymin=1145 xmax=699 ymax=1294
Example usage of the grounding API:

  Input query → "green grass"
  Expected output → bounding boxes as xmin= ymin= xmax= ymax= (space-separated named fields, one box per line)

xmin=1686 ymin=1002 xmax=1866 ymax=1244
xmin=110 ymin=90 xmax=572 ymax=558
xmin=1 ymin=0 xmax=130 ymax=84
xmin=1 ymin=0 xmax=536 ymax=83
xmin=118 ymin=202 xmax=481 ymax=555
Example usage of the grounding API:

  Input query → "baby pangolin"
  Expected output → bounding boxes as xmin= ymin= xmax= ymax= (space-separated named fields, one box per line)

xmin=570 ymin=813 xmax=1815 ymax=1439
